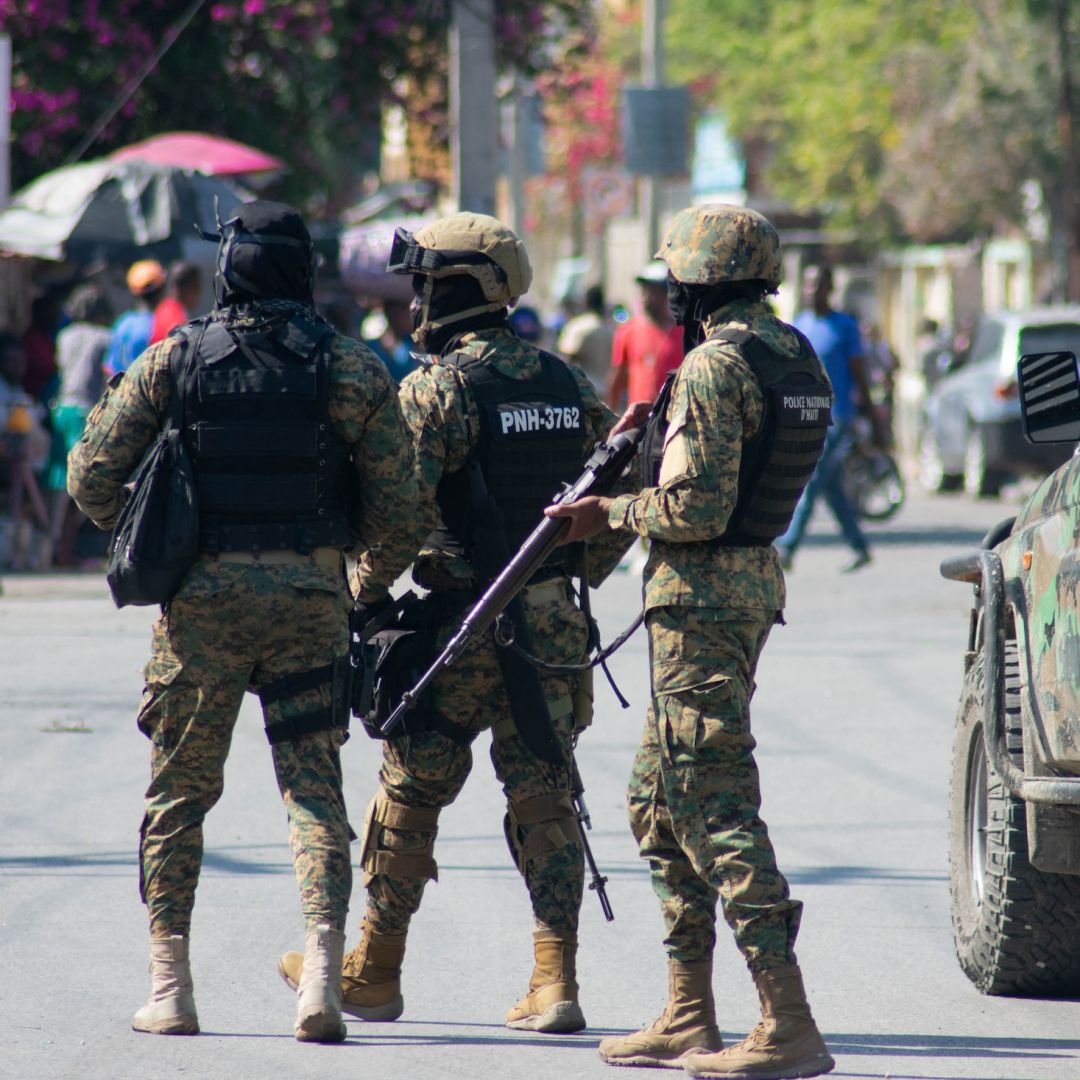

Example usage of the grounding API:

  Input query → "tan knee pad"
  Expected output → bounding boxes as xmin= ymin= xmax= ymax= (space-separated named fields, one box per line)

xmin=359 ymin=791 xmax=440 ymax=886
xmin=504 ymin=791 xmax=581 ymax=874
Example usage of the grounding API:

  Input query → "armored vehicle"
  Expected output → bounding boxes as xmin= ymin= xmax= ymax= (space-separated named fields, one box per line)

xmin=941 ymin=349 xmax=1080 ymax=995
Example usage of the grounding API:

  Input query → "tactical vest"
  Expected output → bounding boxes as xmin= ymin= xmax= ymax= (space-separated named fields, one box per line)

xmin=430 ymin=350 xmax=586 ymax=574
xmin=643 ymin=326 xmax=832 ymax=546
xmin=174 ymin=312 xmax=354 ymax=555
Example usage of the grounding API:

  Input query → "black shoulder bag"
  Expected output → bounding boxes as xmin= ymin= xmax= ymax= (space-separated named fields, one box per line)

xmin=106 ymin=341 xmax=200 ymax=608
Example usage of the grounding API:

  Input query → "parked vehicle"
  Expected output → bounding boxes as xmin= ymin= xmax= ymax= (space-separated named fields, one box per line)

xmin=843 ymin=418 xmax=904 ymax=521
xmin=917 ymin=307 xmax=1080 ymax=497
xmin=940 ymin=348 xmax=1080 ymax=995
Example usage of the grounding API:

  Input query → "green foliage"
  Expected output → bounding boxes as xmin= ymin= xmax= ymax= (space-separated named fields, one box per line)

xmin=665 ymin=0 xmax=1077 ymax=245
xmin=1 ymin=0 xmax=590 ymax=213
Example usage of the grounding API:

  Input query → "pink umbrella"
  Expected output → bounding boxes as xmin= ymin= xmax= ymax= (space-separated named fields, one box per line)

xmin=110 ymin=131 xmax=284 ymax=176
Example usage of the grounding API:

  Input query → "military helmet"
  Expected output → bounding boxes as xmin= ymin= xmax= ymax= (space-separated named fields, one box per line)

xmin=387 ymin=212 xmax=532 ymax=351
xmin=656 ymin=204 xmax=782 ymax=288
xmin=387 ymin=212 xmax=532 ymax=306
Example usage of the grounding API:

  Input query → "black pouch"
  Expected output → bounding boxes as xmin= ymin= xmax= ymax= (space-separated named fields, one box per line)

xmin=355 ymin=590 xmax=478 ymax=740
xmin=351 ymin=592 xmax=436 ymax=739
xmin=361 ymin=626 xmax=432 ymax=739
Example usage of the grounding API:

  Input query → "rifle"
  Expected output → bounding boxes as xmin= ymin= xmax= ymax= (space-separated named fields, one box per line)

xmin=571 ymin=756 xmax=614 ymax=921
xmin=378 ymin=425 xmax=644 ymax=738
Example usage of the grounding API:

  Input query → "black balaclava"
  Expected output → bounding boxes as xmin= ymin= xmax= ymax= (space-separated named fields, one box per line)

xmin=667 ymin=273 xmax=769 ymax=352
xmin=412 ymin=273 xmax=508 ymax=356
xmin=213 ymin=200 xmax=315 ymax=308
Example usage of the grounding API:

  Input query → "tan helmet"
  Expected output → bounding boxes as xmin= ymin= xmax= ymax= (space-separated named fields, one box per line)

xmin=656 ymin=204 xmax=782 ymax=288
xmin=416 ymin=213 xmax=531 ymax=302
xmin=386 ymin=212 xmax=531 ymax=348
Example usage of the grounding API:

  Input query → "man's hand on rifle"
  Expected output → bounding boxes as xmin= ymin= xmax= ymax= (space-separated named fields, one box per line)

xmin=610 ymin=400 xmax=653 ymax=437
xmin=545 ymin=495 xmax=613 ymax=544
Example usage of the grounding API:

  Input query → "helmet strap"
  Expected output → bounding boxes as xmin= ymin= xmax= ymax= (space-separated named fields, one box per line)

xmin=413 ymin=272 xmax=507 ymax=352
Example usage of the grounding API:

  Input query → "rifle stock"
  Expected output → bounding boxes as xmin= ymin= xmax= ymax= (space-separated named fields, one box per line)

xmin=378 ymin=427 xmax=642 ymax=738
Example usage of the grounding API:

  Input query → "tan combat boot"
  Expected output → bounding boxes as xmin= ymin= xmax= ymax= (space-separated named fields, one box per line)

xmin=505 ymin=928 xmax=586 ymax=1033
xmin=598 ymin=960 xmax=723 ymax=1067
xmin=132 ymin=936 xmax=199 ymax=1036
xmin=294 ymin=923 xmax=347 ymax=1043
xmin=683 ymin=964 xmax=834 ymax=1079
xmin=279 ymin=919 xmax=406 ymax=1021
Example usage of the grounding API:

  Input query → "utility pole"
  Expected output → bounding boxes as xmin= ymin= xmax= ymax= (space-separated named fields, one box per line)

xmin=450 ymin=0 xmax=498 ymax=216
xmin=506 ymin=79 xmax=527 ymax=236
xmin=641 ymin=0 xmax=665 ymax=257
xmin=0 ymin=35 xmax=10 ymax=208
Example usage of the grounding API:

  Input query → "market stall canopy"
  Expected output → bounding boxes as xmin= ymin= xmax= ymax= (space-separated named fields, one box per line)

xmin=0 ymin=159 xmax=249 ymax=262
xmin=110 ymin=131 xmax=285 ymax=177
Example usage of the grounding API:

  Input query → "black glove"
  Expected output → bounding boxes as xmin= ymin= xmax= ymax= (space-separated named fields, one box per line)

xmin=351 ymin=593 xmax=394 ymax=640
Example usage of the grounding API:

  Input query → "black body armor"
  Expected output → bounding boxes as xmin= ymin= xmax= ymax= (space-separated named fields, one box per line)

xmin=175 ymin=312 xmax=354 ymax=555
xmin=643 ymin=326 xmax=832 ymax=546
xmin=429 ymin=350 xmax=586 ymax=574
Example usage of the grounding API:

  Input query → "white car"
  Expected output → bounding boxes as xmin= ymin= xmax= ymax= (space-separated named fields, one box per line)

xmin=918 ymin=307 xmax=1080 ymax=496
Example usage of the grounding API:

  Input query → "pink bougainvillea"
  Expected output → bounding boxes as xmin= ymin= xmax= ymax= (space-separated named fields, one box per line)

xmin=1 ymin=0 xmax=594 ymax=211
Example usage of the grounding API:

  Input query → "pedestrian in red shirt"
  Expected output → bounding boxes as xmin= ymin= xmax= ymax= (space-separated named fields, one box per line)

xmin=605 ymin=261 xmax=683 ymax=410
xmin=149 ymin=261 xmax=203 ymax=345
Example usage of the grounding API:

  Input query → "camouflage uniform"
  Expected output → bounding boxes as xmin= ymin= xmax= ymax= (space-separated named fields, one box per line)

xmin=68 ymin=311 xmax=417 ymax=936
xmin=606 ymin=296 xmax=807 ymax=971
xmin=354 ymin=326 xmax=616 ymax=936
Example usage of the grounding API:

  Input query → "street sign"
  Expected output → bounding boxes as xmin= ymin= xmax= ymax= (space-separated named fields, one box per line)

xmin=622 ymin=85 xmax=691 ymax=176
xmin=582 ymin=166 xmax=635 ymax=220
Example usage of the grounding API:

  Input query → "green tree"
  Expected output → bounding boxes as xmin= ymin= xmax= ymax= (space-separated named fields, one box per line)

xmin=665 ymin=0 xmax=1079 ymax=273
xmin=1 ymin=0 xmax=590 ymax=213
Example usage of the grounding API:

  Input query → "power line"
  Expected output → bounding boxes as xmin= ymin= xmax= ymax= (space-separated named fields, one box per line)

xmin=65 ymin=0 xmax=208 ymax=165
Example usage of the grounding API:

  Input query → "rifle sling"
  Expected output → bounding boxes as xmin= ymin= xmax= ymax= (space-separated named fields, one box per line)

xmin=492 ymin=596 xmax=566 ymax=767
xmin=463 ymin=456 xmax=565 ymax=768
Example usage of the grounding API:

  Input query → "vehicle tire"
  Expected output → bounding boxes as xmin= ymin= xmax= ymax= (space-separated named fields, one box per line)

xmin=949 ymin=644 xmax=1080 ymax=995
xmin=844 ymin=448 xmax=904 ymax=521
xmin=916 ymin=429 xmax=961 ymax=493
xmin=962 ymin=424 xmax=1005 ymax=498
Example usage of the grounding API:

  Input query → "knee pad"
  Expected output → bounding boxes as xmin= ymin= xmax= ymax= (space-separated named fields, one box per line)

xmin=359 ymin=791 xmax=440 ymax=886
xmin=503 ymin=791 xmax=581 ymax=875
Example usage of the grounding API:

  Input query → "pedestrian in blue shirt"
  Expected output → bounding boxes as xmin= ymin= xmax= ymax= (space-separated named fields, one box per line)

xmin=776 ymin=263 xmax=873 ymax=572
xmin=103 ymin=260 xmax=166 ymax=378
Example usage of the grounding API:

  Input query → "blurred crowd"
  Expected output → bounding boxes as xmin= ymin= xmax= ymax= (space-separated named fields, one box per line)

xmin=0 ymin=251 xmax=905 ymax=574
xmin=0 ymin=258 xmax=210 ymax=570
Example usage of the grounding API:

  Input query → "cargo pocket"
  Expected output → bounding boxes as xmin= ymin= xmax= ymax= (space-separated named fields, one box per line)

xmin=655 ymin=662 xmax=746 ymax=758
xmin=136 ymin=629 xmax=184 ymax=744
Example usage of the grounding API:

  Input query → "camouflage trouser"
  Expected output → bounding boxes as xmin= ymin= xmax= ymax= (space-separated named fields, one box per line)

xmin=627 ymin=605 xmax=802 ymax=972
xmin=361 ymin=575 xmax=589 ymax=936
xmin=136 ymin=561 xmax=354 ymax=936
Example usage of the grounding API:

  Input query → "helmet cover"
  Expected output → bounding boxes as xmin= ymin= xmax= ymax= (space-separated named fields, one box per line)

xmin=657 ymin=204 xmax=782 ymax=288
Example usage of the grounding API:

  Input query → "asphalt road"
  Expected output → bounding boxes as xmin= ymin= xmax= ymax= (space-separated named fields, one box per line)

xmin=3 ymin=487 xmax=1079 ymax=1080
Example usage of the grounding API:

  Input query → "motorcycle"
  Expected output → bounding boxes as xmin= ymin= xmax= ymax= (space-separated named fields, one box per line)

xmin=843 ymin=413 xmax=904 ymax=522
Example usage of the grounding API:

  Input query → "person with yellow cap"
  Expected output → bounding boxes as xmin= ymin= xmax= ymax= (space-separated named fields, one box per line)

xmin=103 ymin=259 xmax=166 ymax=378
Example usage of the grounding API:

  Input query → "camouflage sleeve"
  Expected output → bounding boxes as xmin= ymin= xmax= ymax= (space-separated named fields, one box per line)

xmin=607 ymin=346 xmax=762 ymax=541
xmin=562 ymin=364 xmax=638 ymax=582
xmin=66 ymin=342 xmax=173 ymax=530
xmin=328 ymin=340 xmax=418 ymax=602
xmin=351 ymin=364 xmax=471 ymax=598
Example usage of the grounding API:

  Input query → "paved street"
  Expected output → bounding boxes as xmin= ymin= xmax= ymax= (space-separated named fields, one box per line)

xmin=4 ymin=487 xmax=1080 ymax=1080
